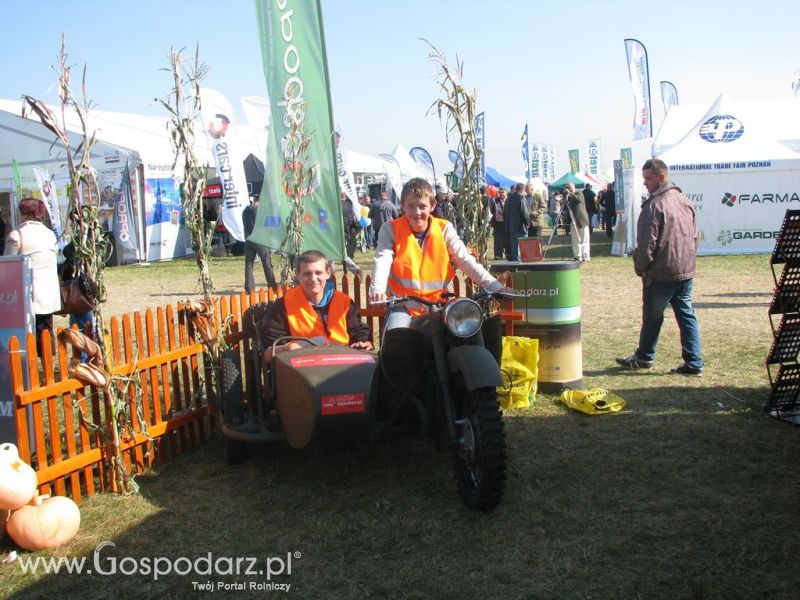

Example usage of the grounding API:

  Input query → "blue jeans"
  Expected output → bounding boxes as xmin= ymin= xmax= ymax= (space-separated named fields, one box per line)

xmin=508 ymin=231 xmax=522 ymax=261
xmin=636 ymin=278 xmax=703 ymax=369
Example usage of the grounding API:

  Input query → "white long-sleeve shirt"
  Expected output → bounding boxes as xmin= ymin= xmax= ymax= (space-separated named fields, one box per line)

xmin=369 ymin=218 xmax=502 ymax=297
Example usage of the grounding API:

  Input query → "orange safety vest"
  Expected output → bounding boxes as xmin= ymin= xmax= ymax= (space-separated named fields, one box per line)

xmin=284 ymin=285 xmax=352 ymax=345
xmin=389 ymin=216 xmax=455 ymax=316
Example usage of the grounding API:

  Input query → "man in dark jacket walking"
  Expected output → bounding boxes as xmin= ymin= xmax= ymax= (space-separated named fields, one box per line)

xmin=371 ymin=191 xmax=399 ymax=239
xmin=616 ymin=158 xmax=703 ymax=375
xmin=603 ymin=183 xmax=616 ymax=238
xmin=504 ymin=183 xmax=530 ymax=261
xmin=243 ymin=196 xmax=279 ymax=295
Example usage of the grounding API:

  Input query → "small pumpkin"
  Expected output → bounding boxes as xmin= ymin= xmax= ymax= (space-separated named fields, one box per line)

xmin=0 ymin=443 xmax=38 ymax=510
xmin=7 ymin=494 xmax=81 ymax=551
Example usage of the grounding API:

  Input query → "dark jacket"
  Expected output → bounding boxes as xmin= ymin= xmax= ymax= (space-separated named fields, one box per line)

xmin=371 ymin=200 xmax=399 ymax=235
xmin=567 ymin=191 xmax=590 ymax=228
xmin=633 ymin=181 xmax=697 ymax=282
xmin=603 ymin=188 xmax=616 ymax=213
xmin=489 ymin=197 xmax=506 ymax=229
xmin=504 ymin=192 xmax=530 ymax=235
xmin=257 ymin=293 xmax=371 ymax=349
xmin=583 ymin=188 xmax=597 ymax=216
xmin=242 ymin=203 xmax=257 ymax=237
xmin=342 ymin=199 xmax=358 ymax=238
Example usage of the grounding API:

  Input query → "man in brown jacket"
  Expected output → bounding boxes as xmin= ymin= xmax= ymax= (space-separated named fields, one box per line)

xmin=616 ymin=158 xmax=704 ymax=375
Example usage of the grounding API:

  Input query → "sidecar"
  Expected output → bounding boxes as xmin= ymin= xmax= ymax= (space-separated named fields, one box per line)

xmin=219 ymin=325 xmax=379 ymax=462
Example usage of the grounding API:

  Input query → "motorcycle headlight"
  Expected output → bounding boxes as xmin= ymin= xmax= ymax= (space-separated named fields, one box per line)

xmin=444 ymin=298 xmax=483 ymax=338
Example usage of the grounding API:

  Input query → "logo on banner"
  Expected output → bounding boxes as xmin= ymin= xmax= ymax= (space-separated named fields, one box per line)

xmin=718 ymin=228 xmax=780 ymax=245
xmin=720 ymin=190 xmax=800 ymax=207
xmin=699 ymin=115 xmax=744 ymax=143
xmin=207 ymin=113 xmax=231 ymax=139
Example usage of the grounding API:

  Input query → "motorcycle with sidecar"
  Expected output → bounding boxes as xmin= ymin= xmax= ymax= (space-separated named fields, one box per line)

xmin=219 ymin=289 xmax=524 ymax=511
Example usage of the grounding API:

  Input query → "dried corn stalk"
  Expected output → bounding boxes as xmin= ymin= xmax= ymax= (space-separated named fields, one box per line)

xmin=424 ymin=40 xmax=490 ymax=268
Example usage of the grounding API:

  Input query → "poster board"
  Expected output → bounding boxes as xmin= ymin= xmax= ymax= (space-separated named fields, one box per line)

xmin=0 ymin=255 xmax=33 ymax=444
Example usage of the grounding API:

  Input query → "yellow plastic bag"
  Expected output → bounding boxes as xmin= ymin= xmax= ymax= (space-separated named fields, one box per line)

xmin=497 ymin=336 xmax=539 ymax=409
xmin=560 ymin=388 xmax=626 ymax=415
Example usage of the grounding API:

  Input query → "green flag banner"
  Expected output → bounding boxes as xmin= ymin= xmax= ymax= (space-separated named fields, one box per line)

xmin=252 ymin=0 xmax=344 ymax=260
xmin=620 ymin=147 xmax=633 ymax=169
xmin=11 ymin=159 xmax=24 ymax=198
xmin=568 ymin=149 xmax=580 ymax=174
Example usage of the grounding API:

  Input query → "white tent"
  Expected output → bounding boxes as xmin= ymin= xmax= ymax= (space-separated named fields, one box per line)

xmin=654 ymin=93 xmax=800 ymax=255
xmin=0 ymin=98 xmax=260 ymax=262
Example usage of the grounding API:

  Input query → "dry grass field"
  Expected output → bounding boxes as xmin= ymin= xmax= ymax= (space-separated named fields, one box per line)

xmin=4 ymin=233 xmax=799 ymax=600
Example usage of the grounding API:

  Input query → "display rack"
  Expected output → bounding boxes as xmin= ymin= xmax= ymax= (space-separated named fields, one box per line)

xmin=766 ymin=209 xmax=800 ymax=424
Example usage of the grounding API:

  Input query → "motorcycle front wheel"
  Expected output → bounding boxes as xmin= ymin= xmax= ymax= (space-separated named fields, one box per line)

xmin=452 ymin=388 xmax=507 ymax=511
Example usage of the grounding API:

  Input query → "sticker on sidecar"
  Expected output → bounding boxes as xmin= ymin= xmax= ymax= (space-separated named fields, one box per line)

xmin=290 ymin=354 xmax=376 ymax=367
xmin=321 ymin=393 xmax=366 ymax=415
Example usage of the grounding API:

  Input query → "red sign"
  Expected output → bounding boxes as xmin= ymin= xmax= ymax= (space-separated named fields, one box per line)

xmin=204 ymin=183 xmax=223 ymax=198
xmin=0 ymin=261 xmax=25 ymax=329
xmin=320 ymin=393 xmax=365 ymax=415
xmin=290 ymin=354 xmax=375 ymax=368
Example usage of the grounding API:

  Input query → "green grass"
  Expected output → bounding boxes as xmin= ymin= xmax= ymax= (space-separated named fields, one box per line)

xmin=3 ymin=232 xmax=800 ymax=599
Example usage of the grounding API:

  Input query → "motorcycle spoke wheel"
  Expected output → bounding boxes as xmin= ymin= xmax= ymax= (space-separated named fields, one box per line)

xmin=453 ymin=388 xmax=506 ymax=511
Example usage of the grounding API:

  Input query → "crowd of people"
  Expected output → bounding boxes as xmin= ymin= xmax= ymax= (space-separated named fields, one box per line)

xmin=3 ymin=159 xmax=702 ymax=377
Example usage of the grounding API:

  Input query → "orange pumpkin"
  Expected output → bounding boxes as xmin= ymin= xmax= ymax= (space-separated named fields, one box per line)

xmin=0 ymin=443 xmax=38 ymax=510
xmin=7 ymin=494 xmax=81 ymax=551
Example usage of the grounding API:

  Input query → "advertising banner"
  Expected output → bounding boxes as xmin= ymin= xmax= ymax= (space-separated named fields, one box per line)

xmin=253 ymin=0 xmax=344 ymax=259
xmin=143 ymin=165 xmax=189 ymax=262
xmin=380 ymin=154 xmax=403 ymax=202
xmin=548 ymin=145 xmax=557 ymax=179
xmin=31 ymin=167 xmax=65 ymax=249
xmin=113 ymin=161 xmax=140 ymax=253
xmin=568 ymin=149 xmax=580 ymax=174
xmin=201 ymin=87 xmax=248 ymax=242
xmin=660 ymin=81 xmax=679 ymax=114
xmin=587 ymin=139 xmax=601 ymax=176
xmin=0 ymin=256 xmax=33 ymax=444
xmin=611 ymin=159 xmax=626 ymax=257
xmin=521 ymin=124 xmax=530 ymax=180
xmin=624 ymin=38 xmax=653 ymax=140
xmin=671 ymin=169 xmax=800 ymax=254
xmin=334 ymin=120 xmax=360 ymax=218
xmin=531 ymin=143 xmax=541 ymax=179
xmin=475 ymin=112 xmax=485 ymax=185
xmin=621 ymin=147 xmax=633 ymax=169
xmin=409 ymin=147 xmax=436 ymax=187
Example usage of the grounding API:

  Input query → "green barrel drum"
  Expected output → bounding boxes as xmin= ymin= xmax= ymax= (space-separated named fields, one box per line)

xmin=491 ymin=260 xmax=583 ymax=394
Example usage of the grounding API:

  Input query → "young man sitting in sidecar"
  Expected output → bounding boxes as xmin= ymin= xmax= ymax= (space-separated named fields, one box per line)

xmin=258 ymin=249 xmax=373 ymax=359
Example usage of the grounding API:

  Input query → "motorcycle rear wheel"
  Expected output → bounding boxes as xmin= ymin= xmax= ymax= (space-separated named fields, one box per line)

xmin=453 ymin=388 xmax=507 ymax=511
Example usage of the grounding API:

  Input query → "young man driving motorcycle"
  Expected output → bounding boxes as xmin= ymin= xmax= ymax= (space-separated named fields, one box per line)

xmin=368 ymin=177 xmax=514 ymax=329
xmin=258 ymin=250 xmax=373 ymax=358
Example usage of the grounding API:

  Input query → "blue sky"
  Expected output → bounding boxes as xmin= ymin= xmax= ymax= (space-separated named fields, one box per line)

xmin=0 ymin=0 xmax=796 ymax=176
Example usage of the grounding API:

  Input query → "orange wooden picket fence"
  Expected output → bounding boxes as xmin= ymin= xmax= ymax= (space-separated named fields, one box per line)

xmin=8 ymin=273 xmax=479 ymax=504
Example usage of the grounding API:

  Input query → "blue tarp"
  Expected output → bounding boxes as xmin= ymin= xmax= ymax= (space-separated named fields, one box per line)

xmin=485 ymin=166 xmax=521 ymax=189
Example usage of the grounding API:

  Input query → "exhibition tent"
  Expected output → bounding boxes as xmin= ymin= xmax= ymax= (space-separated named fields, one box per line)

xmin=547 ymin=171 xmax=591 ymax=191
xmin=655 ymin=93 xmax=800 ymax=255
xmin=0 ymin=98 xmax=259 ymax=262
xmin=485 ymin=167 xmax=520 ymax=189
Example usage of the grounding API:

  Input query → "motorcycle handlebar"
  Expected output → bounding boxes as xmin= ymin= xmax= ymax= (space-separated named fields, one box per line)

xmin=372 ymin=289 xmax=530 ymax=307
